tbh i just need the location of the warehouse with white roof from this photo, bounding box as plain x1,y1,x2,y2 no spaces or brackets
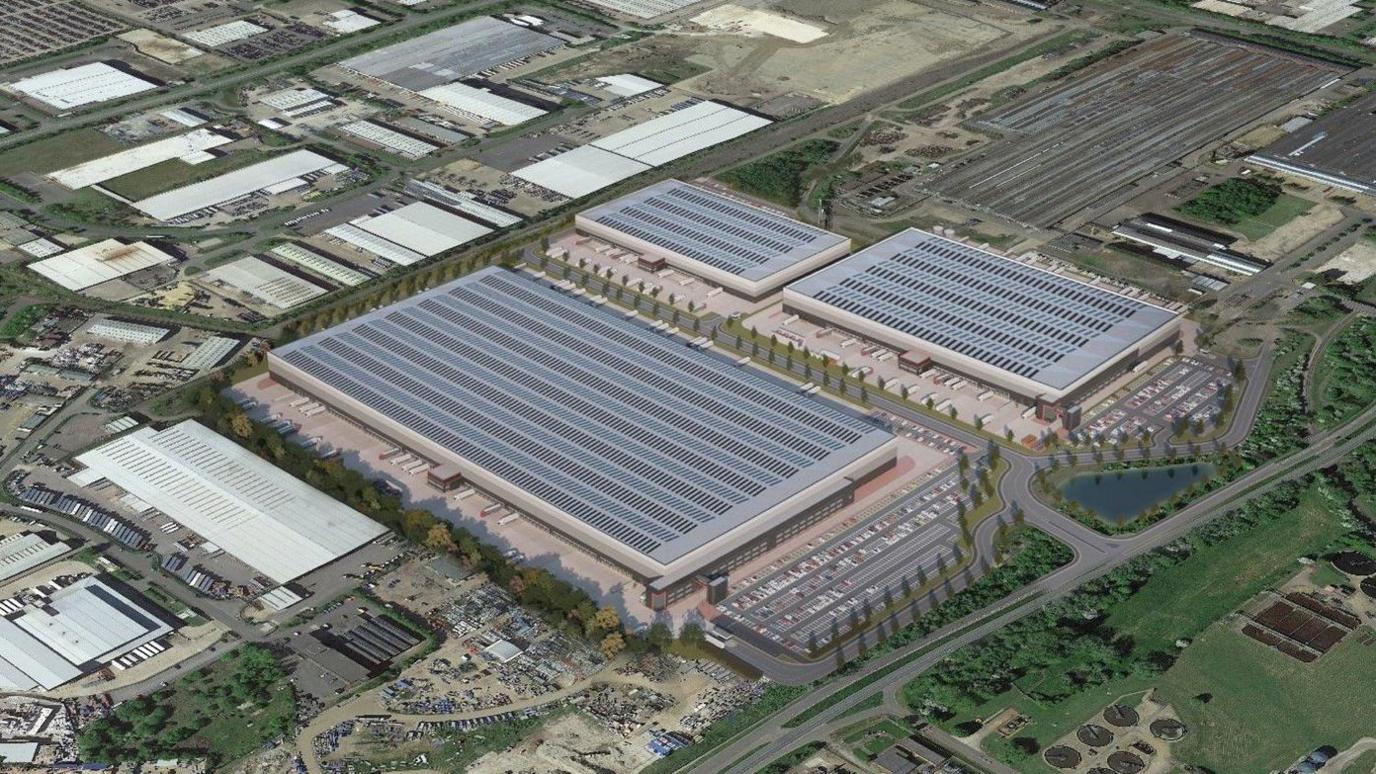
49,128,232,189
513,101,770,199
74,421,388,583
782,229,1182,426
0,576,177,691
576,179,851,299
28,239,178,291
7,62,159,111
203,256,330,310
418,82,548,126
131,150,344,221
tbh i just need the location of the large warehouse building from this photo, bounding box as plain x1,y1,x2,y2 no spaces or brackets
269,268,896,608
0,576,178,691
783,229,1182,426
74,421,388,584
337,16,562,92
575,179,851,299
1251,91,1376,196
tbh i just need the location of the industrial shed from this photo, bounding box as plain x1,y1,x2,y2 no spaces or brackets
8,62,158,110
269,268,896,608
349,202,492,258
783,229,1182,424
48,128,232,189
203,255,330,310
337,16,562,92
0,576,177,691
74,421,388,584
28,239,178,291
576,179,851,298
131,150,344,221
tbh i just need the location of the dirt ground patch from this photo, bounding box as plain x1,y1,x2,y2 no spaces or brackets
1247,201,1345,261
1318,240,1376,284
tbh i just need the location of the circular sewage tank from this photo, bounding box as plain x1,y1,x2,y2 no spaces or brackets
1363,576,1376,599
1044,746,1083,769
1103,704,1139,728
1331,551,1376,576
1150,718,1188,741
1089,769,1116,774
1077,723,1115,747
1108,751,1147,774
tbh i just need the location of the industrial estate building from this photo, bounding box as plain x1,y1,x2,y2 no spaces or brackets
574,179,851,299
1113,214,1269,276
269,268,896,608
0,576,178,691
514,101,771,199
326,202,493,267
48,128,232,190
6,62,159,111
130,150,347,221
74,421,388,584
204,256,330,310
782,229,1182,425
338,16,562,92
1251,91,1376,196
29,239,178,291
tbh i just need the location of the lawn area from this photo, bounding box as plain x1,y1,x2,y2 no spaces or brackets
1312,317,1376,429
1155,623,1376,773
102,151,282,201
1102,483,1348,653
1230,193,1314,241
1175,176,1312,241
0,129,125,178
841,716,915,760
79,645,295,767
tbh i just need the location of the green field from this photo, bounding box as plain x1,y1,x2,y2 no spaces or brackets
1230,193,1314,241
0,129,124,178
102,152,281,201
841,717,915,760
1102,484,1347,652
1156,624,1376,773
717,139,839,207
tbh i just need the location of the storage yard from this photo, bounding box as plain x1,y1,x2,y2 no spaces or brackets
927,33,1345,228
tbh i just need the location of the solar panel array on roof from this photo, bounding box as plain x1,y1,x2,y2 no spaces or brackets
272,268,892,565
786,229,1179,392
579,179,848,281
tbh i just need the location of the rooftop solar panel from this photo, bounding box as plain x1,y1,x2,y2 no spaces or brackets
273,268,891,565
579,179,848,282
786,229,1179,393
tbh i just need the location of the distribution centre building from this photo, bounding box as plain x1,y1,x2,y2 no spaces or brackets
574,179,852,299
782,229,1182,426
268,268,897,608
74,421,388,584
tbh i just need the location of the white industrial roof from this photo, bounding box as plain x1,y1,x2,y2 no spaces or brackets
596,73,663,97
419,82,548,126
184,19,267,47
591,100,770,167
355,202,492,257
131,150,339,221
9,62,159,110
183,336,239,369
84,318,171,345
17,238,64,258
271,243,371,286
75,421,388,583
513,145,651,198
325,223,428,266
260,87,332,112
0,576,174,691
0,533,68,584
324,9,381,34
49,128,232,189
204,255,329,309
340,120,438,159
29,239,178,290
